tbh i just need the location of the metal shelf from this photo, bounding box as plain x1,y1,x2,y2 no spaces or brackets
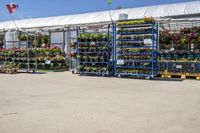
122,59,153,62
115,73,153,77
79,62,109,64
117,45,155,49
78,41,110,44
79,71,108,75
79,31,112,34
114,21,159,78
116,66,153,69
118,32,154,35
117,23,153,28
78,52,110,54
116,52,152,55
117,39,144,42
76,24,113,76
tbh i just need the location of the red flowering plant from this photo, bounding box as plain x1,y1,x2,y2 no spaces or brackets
171,32,181,43
70,52,76,59
159,30,172,45
189,31,198,43
0,48,5,62
180,28,191,34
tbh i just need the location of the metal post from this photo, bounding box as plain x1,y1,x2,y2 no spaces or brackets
3,30,6,49
76,27,79,71
107,24,110,75
66,27,71,70
49,31,51,48
156,22,159,76
26,32,29,48
113,24,117,76
27,50,30,72
68,28,72,70
63,29,66,51
152,22,155,77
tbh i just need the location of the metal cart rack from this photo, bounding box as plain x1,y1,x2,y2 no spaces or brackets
114,20,159,78
4,49,37,73
76,24,113,76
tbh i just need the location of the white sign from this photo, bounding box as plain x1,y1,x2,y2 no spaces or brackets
176,65,182,69
144,39,152,45
45,60,51,64
117,60,124,65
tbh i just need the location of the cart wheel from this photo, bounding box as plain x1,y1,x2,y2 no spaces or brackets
145,76,150,80
72,70,75,74
117,74,121,78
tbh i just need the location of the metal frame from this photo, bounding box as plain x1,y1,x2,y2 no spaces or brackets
3,49,37,73
114,21,159,78
76,23,113,76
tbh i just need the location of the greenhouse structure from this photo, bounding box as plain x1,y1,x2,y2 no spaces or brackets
1,1,200,79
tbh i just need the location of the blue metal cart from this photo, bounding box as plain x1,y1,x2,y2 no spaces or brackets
114,21,159,78
76,24,113,76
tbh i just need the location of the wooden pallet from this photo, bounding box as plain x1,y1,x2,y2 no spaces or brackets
159,70,200,80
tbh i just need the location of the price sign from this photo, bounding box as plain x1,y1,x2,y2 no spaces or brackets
144,39,152,45
117,60,124,65
176,65,182,69
45,60,51,64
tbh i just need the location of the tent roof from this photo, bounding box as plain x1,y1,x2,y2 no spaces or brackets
0,1,200,30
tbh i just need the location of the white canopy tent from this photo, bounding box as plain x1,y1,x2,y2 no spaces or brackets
0,1,200,30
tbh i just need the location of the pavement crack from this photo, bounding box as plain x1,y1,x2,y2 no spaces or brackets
0,112,18,116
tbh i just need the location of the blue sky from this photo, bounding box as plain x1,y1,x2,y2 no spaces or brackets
0,0,190,22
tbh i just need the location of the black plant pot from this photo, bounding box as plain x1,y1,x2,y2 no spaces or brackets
98,38,102,42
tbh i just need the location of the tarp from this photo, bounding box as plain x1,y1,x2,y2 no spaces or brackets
0,1,200,30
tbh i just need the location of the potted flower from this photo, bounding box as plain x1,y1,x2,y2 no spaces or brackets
100,56,104,62
102,46,107,52
91,67,97,72
70,52,76,59
82,46,88,52
78,34,85,42
18,34,27,41
94,56,99,62
85,66,90,72
88,34,93,42
178,37,188,50
97,34,103,42
90,42,96,52
83,56,88,62
93,34,98,42
101,67,107,73
77,55,82,61
144,17,155,23
89,56,93,62
77,65,84,71
70,42,76,50
102,34,107,41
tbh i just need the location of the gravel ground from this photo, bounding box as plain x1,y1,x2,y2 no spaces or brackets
0,72,200,133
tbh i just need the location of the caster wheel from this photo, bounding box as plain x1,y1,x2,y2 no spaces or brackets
145,77,150,80
74,70,78,74
117,74,121,78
